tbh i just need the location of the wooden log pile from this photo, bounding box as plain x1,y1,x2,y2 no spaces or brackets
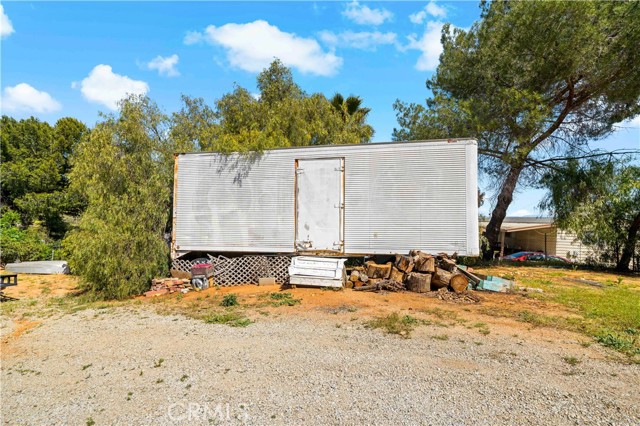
405,251,471,294
349,251,474,296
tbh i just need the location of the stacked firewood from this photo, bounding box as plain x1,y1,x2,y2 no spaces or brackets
348,251,470,294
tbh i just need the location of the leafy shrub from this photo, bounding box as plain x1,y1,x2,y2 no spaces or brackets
0,210,54,263
221,293,239,307
595,332,639,355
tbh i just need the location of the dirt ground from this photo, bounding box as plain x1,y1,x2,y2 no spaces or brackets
1,267,638,350
0,273,578,344
1,268,639,424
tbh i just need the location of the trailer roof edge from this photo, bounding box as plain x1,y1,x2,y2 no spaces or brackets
174,138,478,156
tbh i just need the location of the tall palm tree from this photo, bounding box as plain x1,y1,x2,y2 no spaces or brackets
330,93,371,122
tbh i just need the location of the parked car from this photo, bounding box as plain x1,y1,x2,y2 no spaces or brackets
500,251,543,261
524,253,572,263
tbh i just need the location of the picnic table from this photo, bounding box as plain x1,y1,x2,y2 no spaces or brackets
0,272,18,300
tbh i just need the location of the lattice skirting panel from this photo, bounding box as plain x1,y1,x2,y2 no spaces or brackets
171,258,195,273
171,255,291,286
209,255,291,286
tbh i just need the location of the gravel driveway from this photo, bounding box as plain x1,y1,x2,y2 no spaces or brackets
2,307,639,425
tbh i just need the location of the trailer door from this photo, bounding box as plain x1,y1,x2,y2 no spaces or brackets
295,158,344,252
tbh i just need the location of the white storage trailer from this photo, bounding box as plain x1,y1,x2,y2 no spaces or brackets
172,139,479,258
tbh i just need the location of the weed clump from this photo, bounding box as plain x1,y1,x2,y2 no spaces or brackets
269,292,301,307
366,312,419,338
220,293,239,307
204,312,252,327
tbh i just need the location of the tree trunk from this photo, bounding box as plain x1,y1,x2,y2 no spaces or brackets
616,211,640,272
484,165,524,259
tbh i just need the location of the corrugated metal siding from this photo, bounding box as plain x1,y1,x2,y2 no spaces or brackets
344,146,469,253
174,140,479,256
175,153,295,252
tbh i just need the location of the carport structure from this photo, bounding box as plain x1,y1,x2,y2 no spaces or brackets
480,217,591,261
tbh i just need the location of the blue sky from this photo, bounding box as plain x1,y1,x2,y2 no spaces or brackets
1,1,638,217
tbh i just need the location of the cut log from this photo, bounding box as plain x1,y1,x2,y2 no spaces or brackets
414,255,435,273
457,267,482,286
404,272,431,293
390,266,405,283
394,255,414,273
410,250,429,261
431,267,452,289
365,261,392,279
439,258,457,273
438,252,457,260
449,273,469,293
353,279,406,292
349,270,360,283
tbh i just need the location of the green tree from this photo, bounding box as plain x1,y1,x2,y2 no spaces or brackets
392,1,640,254
0,209,53,263
171,95,219,152
257,59,304,105
172,59,374,152
540,159,640,271
63,95,174,299
1,116,88,238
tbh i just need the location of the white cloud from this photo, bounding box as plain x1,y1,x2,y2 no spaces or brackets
183,30,203,45
74,65,149,110
410,2,447,24
409,11,427,25
147,54,180,77
0,5,15,38
405,21,446,71
319,30,397,51
426,2,447,18
342,1,393,26
1,83,61,113
511,209,532,217
189,20,342,76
